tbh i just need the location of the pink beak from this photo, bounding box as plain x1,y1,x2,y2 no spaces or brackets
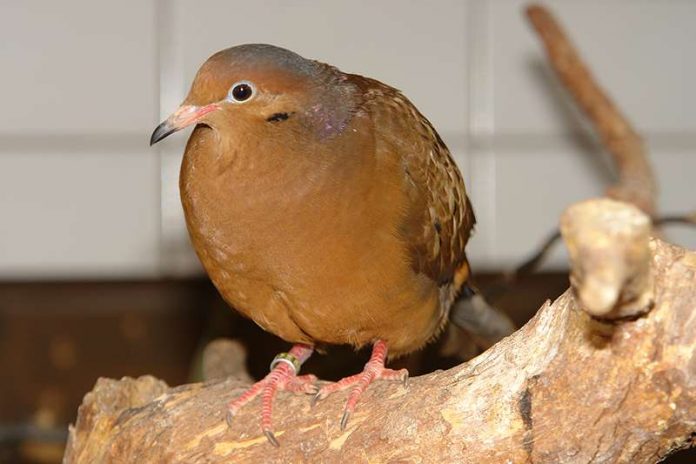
150,103,219,145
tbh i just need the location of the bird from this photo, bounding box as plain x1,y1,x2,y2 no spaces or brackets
150,44,476,446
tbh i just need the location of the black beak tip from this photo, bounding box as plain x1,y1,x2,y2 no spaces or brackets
150,122,176,146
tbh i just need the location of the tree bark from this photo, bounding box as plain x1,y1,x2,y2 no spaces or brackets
64,200,696,464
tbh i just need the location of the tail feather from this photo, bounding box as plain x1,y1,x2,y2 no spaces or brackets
449,284,516,349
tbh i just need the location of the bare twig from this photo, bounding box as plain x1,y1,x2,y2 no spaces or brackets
482,4,692,299
449,289,516,348
486,211,695,301
656,213,696,227
526,4,658,215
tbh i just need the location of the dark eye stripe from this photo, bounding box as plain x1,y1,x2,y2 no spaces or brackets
266,112,291,122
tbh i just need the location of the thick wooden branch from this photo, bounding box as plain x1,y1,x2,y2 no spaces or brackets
64,200,695,463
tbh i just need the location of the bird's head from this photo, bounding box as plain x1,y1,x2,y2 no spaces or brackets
150,44,358,146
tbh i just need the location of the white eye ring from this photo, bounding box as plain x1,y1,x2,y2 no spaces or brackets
227,80,256,103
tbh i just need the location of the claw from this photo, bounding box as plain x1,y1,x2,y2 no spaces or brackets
264,429,280,447
310,388,329,407
340,409,351,431
402,371,410,388
225,410,235,428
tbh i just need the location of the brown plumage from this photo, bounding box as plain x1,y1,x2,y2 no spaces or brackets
151,44,475,444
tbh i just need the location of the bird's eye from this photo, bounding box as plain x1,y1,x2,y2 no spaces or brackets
227,81,255,103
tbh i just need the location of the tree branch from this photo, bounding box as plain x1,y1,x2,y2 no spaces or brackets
526,4,658,216
64,199,696,463
485,4,694,299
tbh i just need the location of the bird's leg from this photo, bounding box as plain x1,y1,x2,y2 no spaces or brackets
226,344,316,447
312,340,408,430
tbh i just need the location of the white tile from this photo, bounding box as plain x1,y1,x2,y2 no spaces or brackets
0,1,157,134
488,0,696,135
0,138,160,278
468,134,605,270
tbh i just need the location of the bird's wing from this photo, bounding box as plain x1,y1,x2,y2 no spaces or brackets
353,76,476,287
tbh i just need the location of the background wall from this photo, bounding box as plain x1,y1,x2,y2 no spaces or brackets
1,2,695,462
1,0,694,278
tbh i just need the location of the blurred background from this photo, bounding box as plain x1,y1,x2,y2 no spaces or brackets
1,0,694,462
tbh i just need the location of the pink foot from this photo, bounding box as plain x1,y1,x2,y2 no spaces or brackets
226,344,316,446
312,340,408,430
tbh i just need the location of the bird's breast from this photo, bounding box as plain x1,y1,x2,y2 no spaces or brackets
177,123,444,353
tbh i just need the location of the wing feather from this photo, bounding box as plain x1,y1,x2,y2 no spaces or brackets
350,75,476,286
